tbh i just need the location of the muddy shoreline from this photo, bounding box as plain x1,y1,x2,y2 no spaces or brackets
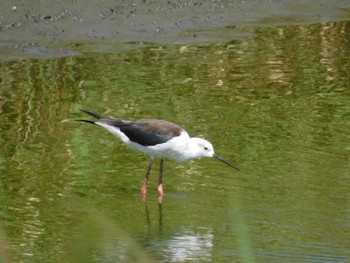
1,0,349,60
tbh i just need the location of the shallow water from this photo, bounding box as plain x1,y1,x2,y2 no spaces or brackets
0,21,349,262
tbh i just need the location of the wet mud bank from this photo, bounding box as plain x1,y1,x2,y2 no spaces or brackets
0,0,349,60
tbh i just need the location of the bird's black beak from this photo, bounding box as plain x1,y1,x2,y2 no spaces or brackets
213,154,240,171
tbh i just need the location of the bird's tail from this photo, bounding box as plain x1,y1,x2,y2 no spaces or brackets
75,119,97,125
80,109,103,119
75,109,105,125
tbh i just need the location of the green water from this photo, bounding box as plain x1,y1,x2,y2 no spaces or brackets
0,22,349,262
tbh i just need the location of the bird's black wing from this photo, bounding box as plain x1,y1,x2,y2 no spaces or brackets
117,120,183,146
80,110,183,146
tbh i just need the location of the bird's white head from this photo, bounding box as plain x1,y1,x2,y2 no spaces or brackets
188,138,240,170
188,138,215,158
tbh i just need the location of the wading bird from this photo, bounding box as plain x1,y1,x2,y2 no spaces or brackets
78,110,239,197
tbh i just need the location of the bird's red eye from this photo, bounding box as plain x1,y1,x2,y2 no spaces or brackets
204,147,208,151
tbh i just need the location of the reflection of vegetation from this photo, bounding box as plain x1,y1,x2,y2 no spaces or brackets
67,198,155,263
0,21,349,262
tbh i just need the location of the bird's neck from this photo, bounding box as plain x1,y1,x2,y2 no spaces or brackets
182,138,201,161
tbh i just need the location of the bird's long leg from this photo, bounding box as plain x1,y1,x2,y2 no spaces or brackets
157,159,164,197
141,158,153,196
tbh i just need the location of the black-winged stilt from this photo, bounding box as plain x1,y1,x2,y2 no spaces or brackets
78,110,239,197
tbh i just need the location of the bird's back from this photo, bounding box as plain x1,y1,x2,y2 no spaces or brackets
80,110,183,147
104,119,183,146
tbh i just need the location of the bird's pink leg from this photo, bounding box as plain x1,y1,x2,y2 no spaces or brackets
157,159,164,197
141,158,153,196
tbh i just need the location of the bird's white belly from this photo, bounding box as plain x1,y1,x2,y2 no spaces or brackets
97,122,191,161
135,132,191,162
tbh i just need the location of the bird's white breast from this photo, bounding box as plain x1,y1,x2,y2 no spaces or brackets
147,131,192,161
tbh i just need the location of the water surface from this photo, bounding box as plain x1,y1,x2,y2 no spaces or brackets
0,21,349,262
